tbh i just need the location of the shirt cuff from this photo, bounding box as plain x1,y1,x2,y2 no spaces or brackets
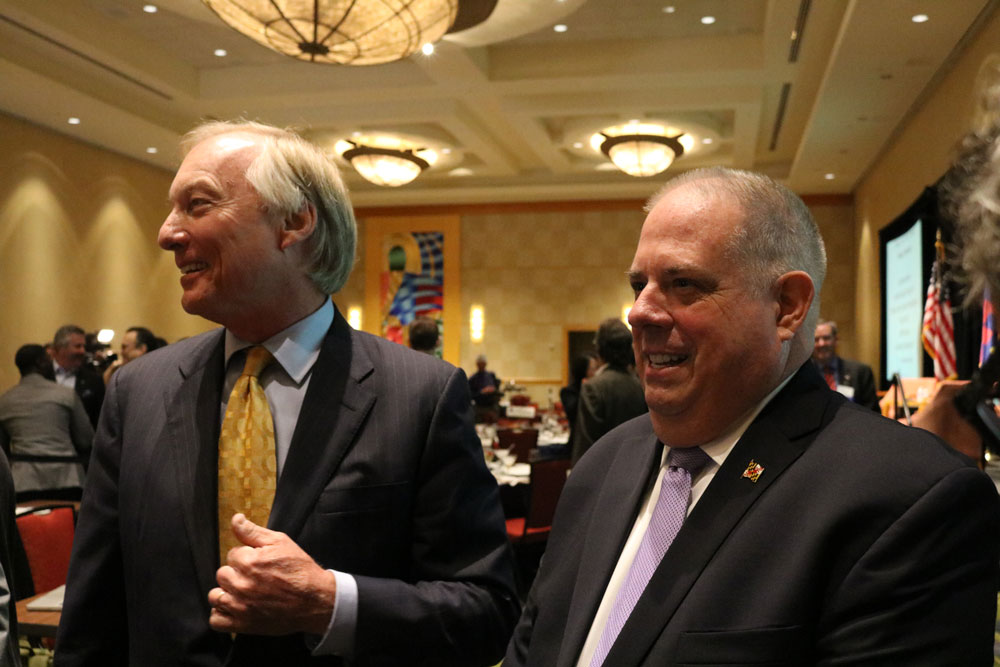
310,570,358,656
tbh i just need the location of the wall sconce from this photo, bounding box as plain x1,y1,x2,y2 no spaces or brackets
347,306,363,330
470,305,484,342
622,304,632,330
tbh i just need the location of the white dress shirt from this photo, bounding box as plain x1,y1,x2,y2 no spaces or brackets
575,374,794,667
221,298,357,656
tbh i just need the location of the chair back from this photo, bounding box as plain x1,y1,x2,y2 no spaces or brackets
524,458,571,531
15,505,75,597
497,428,539,463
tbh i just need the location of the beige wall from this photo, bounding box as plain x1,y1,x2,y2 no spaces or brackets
853,8,1000,372
0,111,857,403
0,112,212,390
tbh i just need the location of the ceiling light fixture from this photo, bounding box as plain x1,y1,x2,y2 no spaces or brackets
201,0,459,65
663,6,675,13
340,142,430,187
146,147,158,154
824,173,835,180
911,14,929,23
421,42,435,55
553,23,568,32
142,4,158,13
597,122,686,177
214,48,228,57
700,15,716,25
67,117,80,125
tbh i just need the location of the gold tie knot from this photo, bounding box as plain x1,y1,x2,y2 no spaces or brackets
242,346,273,378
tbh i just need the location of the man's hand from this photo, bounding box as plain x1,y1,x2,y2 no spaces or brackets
208,513,337,636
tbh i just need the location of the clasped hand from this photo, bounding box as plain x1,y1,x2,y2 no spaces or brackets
208,513,337,636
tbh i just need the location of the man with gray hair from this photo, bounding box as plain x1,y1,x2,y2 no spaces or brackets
57,121,517,666
506,167,1000,665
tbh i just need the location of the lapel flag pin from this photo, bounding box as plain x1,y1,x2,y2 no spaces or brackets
742,459,764,483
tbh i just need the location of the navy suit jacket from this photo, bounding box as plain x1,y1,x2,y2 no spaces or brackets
57,310,518,666
506,363,1000,666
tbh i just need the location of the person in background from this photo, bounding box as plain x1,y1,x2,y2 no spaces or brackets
505,167,1000,666
49,324,104,427
570,319,646,465
407,316,440,355
560,353,597,446
0,344,93,501
469,354,502,423
102,326,163,385
56,120,517,666
811,320,878,410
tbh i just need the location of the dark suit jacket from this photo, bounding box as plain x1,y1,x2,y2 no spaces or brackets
836,356,878,411
571,366,647,464
506,363,1000,666
56,311,518,666
73,364,105,428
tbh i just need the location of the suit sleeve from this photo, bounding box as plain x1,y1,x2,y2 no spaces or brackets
854,364,878,411
68,394,95,469
351,367,520,666
817,465,1000,664
54,374,128,666
572,380,604,464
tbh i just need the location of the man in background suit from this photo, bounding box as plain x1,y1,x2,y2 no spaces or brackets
50,324,105,427
57,121,518,665
571,318,646,464
505,167,1000,666
812,320,878,410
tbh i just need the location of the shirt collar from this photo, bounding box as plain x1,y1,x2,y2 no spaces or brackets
53,361,73,377
224,299,333,385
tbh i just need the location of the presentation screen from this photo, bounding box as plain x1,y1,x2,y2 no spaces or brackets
884,218,923,379
879,187,938,388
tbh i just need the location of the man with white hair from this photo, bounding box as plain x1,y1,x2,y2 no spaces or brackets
506,167,1000,665
57,121,518,666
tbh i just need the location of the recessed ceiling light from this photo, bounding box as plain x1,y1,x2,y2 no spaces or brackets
701,16,716,25
824,173,835,180
441,147,452,155
214,48,228,57
142,4,158,13
146,147,158,154
351,131,362,138
421,42,434,56
553,24,568,33
912,14,929,23
702,137,713,144
573,142,584,149
663,6,676,13
450,167,474,177
67,117,80,125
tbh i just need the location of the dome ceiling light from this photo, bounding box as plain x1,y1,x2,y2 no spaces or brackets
589,121,703,178
202,0,485,65
334,134,447,186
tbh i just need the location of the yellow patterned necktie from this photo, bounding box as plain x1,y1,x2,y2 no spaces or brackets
218,345,277,559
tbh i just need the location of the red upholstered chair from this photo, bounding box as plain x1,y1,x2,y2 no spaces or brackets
506,458,571,545
16,505,76,597
497,427,539,463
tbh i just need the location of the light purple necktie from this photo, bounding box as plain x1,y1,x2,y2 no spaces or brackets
590,446,711,666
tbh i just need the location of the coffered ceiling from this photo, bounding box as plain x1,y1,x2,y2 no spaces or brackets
0,0,995,206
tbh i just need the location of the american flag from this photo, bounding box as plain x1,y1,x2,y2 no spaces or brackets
922,258,956,380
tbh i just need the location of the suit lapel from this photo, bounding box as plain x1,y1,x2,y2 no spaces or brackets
605,364,836,665
556,427,662,667
164,331,226,594
269,312,377,540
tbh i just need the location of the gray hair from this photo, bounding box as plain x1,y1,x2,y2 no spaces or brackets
53,324,84,349
181,120,357,294
816,320,838,337
941,119,1000,309
646,167,827,334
